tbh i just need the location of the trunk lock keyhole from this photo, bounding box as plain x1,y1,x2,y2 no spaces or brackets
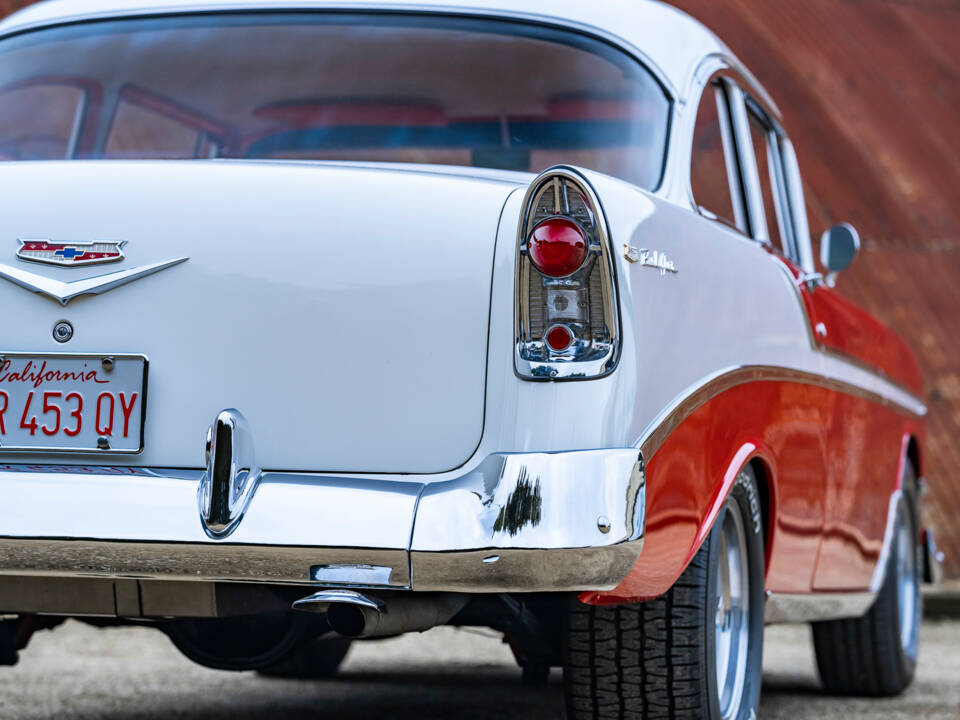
52,320,73,343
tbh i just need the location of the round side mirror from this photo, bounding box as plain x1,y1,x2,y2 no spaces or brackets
819,223,860,273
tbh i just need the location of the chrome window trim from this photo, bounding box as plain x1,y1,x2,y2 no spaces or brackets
715,82,749,234
685,60,752,235
684,57,814,270
743,95,803,264
726,82,768,243
780,137,816,273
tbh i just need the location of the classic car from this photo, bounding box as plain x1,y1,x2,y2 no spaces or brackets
0,0,943,717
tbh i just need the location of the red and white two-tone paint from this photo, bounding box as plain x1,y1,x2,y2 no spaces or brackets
0,0,935,716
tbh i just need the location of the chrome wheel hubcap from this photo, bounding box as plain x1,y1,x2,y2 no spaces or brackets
895,503,918,656
714,500,750,720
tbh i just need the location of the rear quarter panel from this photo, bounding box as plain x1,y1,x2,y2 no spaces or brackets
543,173,924,603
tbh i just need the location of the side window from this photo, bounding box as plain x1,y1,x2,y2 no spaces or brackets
690,82,743,231
747,109,793,258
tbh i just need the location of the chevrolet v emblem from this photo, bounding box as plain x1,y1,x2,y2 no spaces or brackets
0,257,188,305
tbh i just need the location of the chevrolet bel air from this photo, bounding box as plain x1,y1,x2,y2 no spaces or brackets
0,0,943,717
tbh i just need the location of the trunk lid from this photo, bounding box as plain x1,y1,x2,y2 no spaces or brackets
0,161,519,472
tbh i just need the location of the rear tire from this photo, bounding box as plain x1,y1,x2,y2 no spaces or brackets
812,464,921,696
563,466,765,719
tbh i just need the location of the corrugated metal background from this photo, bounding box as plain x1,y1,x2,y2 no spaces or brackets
0,0,956,575
671,0,960,577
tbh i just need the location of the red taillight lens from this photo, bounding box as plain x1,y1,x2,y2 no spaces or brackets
546,325,573,351
528,218,587,277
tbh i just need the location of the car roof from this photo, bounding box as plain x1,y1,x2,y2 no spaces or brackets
0,0,748,101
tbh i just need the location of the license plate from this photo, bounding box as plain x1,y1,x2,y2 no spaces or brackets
0,353,147,453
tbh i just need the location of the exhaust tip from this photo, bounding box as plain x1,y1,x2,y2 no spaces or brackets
326,603,371,638
292,589,384,638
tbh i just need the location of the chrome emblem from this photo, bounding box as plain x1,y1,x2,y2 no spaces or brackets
17,238,126,267
624,244,678,276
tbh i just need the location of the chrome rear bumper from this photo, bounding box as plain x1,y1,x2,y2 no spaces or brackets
0,450,645,595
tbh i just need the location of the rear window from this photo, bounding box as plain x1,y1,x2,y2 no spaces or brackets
0,12,671,188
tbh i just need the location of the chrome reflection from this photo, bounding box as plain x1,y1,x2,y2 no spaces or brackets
413,450,644,552
310,564,394,587
493,468,543,536
198,409,261,539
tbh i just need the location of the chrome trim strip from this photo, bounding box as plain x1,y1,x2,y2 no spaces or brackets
0,257,188,305
0,467,421,549
411,546,642,593
0,538,409,587
638,365,926,463
764,591,876,624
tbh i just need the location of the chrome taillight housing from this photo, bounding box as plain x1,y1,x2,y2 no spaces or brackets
515,167,620,379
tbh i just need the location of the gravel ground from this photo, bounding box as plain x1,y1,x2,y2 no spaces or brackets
0,619,957,719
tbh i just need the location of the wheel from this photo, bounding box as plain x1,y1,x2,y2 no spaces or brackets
257,635,352,679
812,464,921,696
564,466,765,719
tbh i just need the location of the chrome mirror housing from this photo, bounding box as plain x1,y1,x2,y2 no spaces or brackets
820,223,860,286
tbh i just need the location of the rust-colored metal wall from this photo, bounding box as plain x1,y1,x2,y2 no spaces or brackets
0,0,957,575
0,1,28,16
671,0,960,576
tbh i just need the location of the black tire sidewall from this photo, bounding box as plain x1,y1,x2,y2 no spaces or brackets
704,467,766,720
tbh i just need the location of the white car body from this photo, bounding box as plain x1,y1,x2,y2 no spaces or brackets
0,0,932,692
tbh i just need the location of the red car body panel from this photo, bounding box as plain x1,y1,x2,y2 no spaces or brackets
801,283,924,396
583,333,924,605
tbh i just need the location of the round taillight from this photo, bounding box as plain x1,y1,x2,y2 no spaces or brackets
528,218,587,277
546,325,573,351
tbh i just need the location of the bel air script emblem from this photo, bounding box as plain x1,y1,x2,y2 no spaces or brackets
17,238,126,267
624,245,678,276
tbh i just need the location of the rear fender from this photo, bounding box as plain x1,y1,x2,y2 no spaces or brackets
580,441,777,606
